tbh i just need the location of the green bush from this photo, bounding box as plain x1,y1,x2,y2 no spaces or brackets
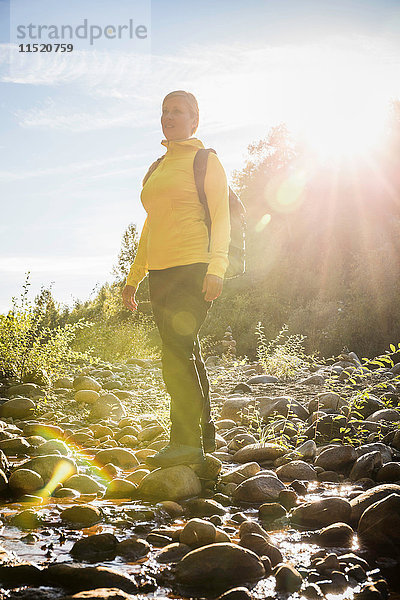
0,276,92,383
71,313,159,362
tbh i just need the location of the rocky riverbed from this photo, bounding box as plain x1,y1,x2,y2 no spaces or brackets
0,352,400,600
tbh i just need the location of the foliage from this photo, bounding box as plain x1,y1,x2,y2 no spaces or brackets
112,223,140,281
0,274,92,383
255,322,316,380
71,313,159,362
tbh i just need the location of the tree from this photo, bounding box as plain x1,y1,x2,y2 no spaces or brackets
112,223,140,281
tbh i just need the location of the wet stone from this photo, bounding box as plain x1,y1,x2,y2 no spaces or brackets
61,505,102,527
70,533,118,561
275,563,303,593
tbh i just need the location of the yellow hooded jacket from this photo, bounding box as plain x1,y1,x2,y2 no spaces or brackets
126,137,231,289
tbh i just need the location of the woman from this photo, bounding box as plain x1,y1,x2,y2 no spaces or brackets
122,90,230,468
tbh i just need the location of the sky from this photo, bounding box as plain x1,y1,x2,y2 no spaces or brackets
0,0,399,313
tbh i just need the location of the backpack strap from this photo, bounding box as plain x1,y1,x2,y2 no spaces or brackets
142,156,164,186
193,148,216,252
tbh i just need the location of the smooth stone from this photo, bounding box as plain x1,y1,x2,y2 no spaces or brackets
64,474,105,495
71,533,118,561
247,375,279,384
314,445,357,471
349,451,383,481
0,397,35,419
358,493,400,556
275,563,303,592
9,468,44,494
104,479,136,499
233,443,286,463
137,425,164,442
291,497,351,529
138,465,201,501
34,439,70,456
21,454,77,483
73,376,101,392
10,509,42,529
356,443,392,464
221,462,260,484
54,487,80,499
217,587,253,600
239,533,282,565
0,437,30,455
156,542,191,563
61,505,102,527
95,448,139,469
180,518,217,547
74,390,100,404
185,498,226,517
276,460,317,481
43,564,137,594
5,383,40,398
376,462,400,482
116,537,150,560
350,483,400,523
259,502,286,522
233,473,285,503
258,396,309,420
220,398,255,423
174,542,265,592
314,522,355,547
63,587,134,598
366,409,400,423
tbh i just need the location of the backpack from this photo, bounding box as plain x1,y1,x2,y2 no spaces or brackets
142,148,246,279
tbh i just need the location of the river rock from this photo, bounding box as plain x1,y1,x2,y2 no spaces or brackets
276,460,317,481
105,479,136,499
220,398,254,423
10,509,42,529
366,409,400,423
350,483,400,523
180,518,217,546
43,564,137,594
309,392,347,412
73,376,101,392
258,396,309,420
35,439,70,456
21,454,77,483
74,390,100,404
349,451,383,481
156,542,191,563
138,465,201,501
247,375,279,384
314,522,355,547
239,533,282,565
0,437,30,455
356,443,392,464
5,383,40,398
64,474,105,495
185,498,226,517
221,462,260,484
233,473,285,503
275,563,303,592
9,468,44,494
358,493,400,557
376,462,400,482
233,443,286,463
259,502,286,522
174,542,265,592
63,588,135,599
70,533,118,561
95,448,138,469
61,505,102,527
291,497,351,528
314,445,357,471
116,537,150,560
0,397,35,419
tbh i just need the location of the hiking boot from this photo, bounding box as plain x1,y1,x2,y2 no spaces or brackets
145,443,205,469
202,421,216,453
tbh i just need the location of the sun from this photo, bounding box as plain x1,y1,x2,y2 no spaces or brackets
289,92,388,164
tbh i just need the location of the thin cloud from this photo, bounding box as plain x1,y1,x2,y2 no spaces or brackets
0,255,113,274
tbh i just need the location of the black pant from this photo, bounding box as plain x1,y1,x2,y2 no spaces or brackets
148,263,212,447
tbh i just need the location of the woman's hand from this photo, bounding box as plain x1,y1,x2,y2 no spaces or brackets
122,285,138,312
202,274,223,302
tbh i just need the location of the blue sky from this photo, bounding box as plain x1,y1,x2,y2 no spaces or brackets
1,0,399,312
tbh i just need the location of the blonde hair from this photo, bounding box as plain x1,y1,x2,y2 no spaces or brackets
162,90,199,135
